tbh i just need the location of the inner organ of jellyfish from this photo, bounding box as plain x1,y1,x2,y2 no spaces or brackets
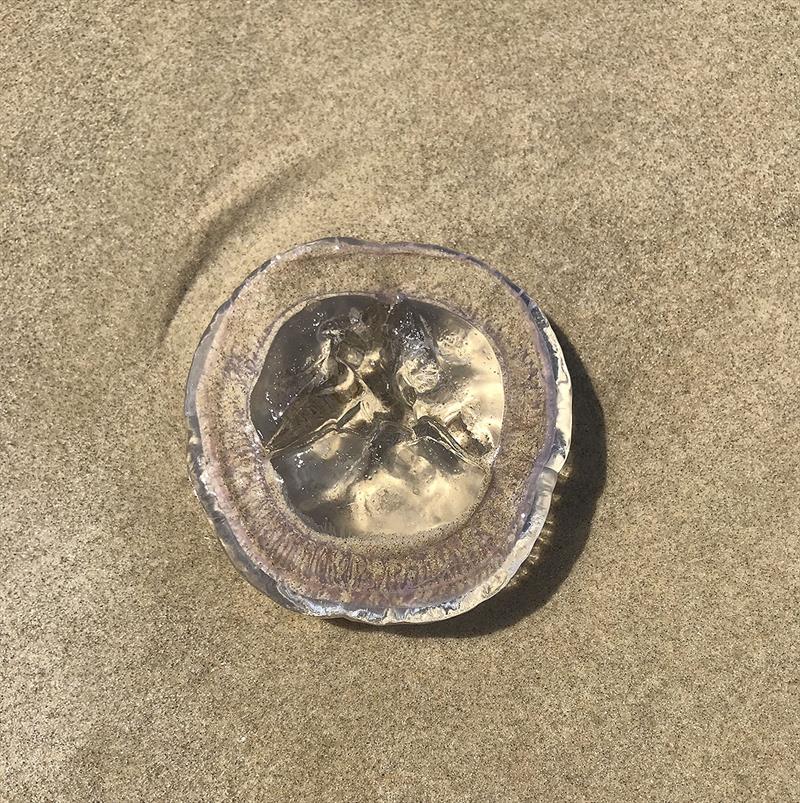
249,294,505,540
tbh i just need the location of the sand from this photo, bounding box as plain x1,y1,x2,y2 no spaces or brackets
2,2,798,801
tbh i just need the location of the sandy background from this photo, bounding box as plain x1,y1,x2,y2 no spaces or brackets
2,2,798,801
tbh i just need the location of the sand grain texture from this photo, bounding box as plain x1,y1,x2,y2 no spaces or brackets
2,2,799,801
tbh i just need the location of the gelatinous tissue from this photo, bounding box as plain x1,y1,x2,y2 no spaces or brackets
251,294,505,540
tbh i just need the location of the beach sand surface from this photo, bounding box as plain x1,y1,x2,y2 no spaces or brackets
3,3,798,801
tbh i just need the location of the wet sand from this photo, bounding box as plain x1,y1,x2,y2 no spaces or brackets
3,3,798,801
